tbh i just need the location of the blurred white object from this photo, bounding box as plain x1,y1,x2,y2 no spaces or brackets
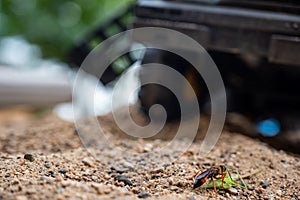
54,62,140,122
0,36,72,106
0,36,140,122
0,36,41,68
0,66,71,106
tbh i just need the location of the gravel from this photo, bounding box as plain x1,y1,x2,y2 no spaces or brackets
137,192,151,198
114,175,133,186
23,153,35,162
58,168,68,174
0,107,299,200
82,157,94,167
228,188,238,195
261,181,270,189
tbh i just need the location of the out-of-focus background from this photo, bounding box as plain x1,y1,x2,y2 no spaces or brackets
0,0,137,119
0,1,300,199
1,0,133,60
0,0,300,154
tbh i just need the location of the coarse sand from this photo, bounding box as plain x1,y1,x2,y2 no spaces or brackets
0,107,299,200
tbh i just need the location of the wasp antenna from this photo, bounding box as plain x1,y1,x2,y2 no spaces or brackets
236,170,247,189
227,168,234,182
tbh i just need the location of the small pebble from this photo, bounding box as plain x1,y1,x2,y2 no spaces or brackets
162,163,170,168
151,174,161,179
150,167,164,174
40,176,52,184
119,187,129,193
276,189,282,196
175,180,187,187
143,144,153,152
82,157,93,167
11,178,19,185
170,186,178,191
131,187,140,194
56,195,65,200
261,182,269,189
44,160,51,168
115,175,133,186
116,168,130,174
189,194,195,200
61,180,71,187
91,183,111,195
58,168,67,174
228,187,238,195
225,193,230,198
24,153,34,162
137,192,151,198
122,161,134,169
49,171,55,178
256,187,265,194
16,196,28,200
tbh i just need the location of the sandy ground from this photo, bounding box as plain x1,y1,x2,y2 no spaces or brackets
0,106,299,200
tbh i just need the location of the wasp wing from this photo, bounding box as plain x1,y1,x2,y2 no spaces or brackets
193,169,216,189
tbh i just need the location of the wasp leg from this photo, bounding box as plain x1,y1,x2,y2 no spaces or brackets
193,170,199,178
193,170,203,179
187,170,202,181
220,172,227,188
211,178,217,193
211,178,218,198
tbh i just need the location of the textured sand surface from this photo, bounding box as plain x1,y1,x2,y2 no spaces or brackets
0,107,299,200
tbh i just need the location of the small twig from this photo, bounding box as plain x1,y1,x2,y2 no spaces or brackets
236,170,247,189
241,169,262,179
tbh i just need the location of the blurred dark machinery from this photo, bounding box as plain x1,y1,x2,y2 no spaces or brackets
69,0,300,153
133,0,300,153
134,0,300,116
69,5,136,84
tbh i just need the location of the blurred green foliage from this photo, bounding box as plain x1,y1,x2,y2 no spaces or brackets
0,0,135,61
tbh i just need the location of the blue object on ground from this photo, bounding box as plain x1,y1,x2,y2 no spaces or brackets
257,118,280,137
